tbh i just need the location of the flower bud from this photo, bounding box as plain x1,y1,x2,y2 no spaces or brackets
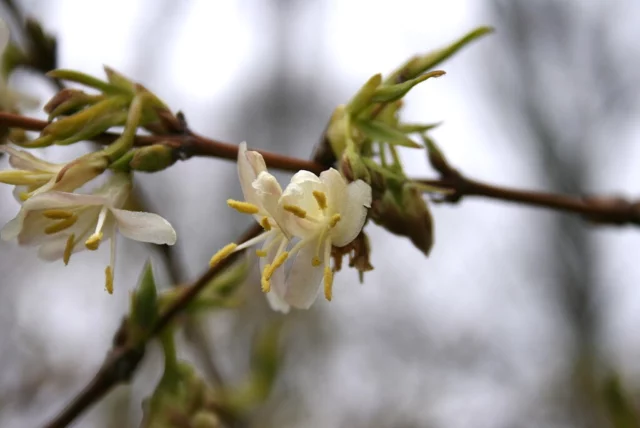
340,147,370,184
129,144,177,172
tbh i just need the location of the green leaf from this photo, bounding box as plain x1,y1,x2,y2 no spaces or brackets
355,119,422,148
47,69,130,94
398,122,442,134
347,73,382,115
372,70,445,103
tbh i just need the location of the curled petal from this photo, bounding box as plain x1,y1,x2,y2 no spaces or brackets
0,146,60,172
237,142,267,206
0,211,24,241
331,180,372,247
110,208,177,245
22,191,106,211
283,240,324,309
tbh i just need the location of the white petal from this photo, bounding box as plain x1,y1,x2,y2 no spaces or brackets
320,168,348,213
265,291,290,313
290,170,321,185
22,191,106,211
37,235,89,261
17,205,100,246
331,180,372,247
237,142,266,206
252,171,292,234
283,240,324,309
0,146,60,172
259,235,290,313
1,211,24,241
111,208,177,245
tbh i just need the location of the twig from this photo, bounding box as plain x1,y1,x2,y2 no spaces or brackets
43,224,263,428
0,112,325,174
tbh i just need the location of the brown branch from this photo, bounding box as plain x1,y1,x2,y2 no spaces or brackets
418,175,640,227
44,224,263,428
0,112,325,174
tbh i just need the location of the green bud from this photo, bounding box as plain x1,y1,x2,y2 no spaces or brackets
372,70,445,103
346,73,382,115
370,182,434,256
129,144,177,172
131,261,158,334
104,66,136,94
44,89,105,119
387,26,493,83
354,118,422,148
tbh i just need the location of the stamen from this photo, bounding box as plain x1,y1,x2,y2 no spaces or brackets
227,199,260,214
324,267,334,301
209,243,238,267
43,209,74,219
63,234,75,265
283,204,307,218
85,232,103,250
260,217,272,231
256,249,268,257
44,214,78,234
18,192,30,201
105,266,114,294
312,190,328,210
261,266,271,293
329,214,341,228
312,257,321,267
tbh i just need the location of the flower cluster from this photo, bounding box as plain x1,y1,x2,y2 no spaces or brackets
210,143,372,312
0,146,177,293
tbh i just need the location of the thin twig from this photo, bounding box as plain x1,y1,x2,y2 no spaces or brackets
43,224,263,428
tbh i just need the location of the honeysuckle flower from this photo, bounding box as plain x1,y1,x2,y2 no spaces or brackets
1,172,177,293
210,142,294,312
210,142,372,313
275,168,371,309
0,145,108,200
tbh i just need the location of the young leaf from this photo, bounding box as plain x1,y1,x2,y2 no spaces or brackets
355,119,422,148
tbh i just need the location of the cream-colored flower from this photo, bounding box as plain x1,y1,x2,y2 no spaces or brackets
211,142,371,313
1,172,177,293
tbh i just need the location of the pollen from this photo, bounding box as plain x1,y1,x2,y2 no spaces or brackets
312,190,328,210
324,266,334,301
227,199,260,214
261,264,272,292
283,204,307,218
44,214,78,234
85,232,104,250
312,256,321,267
260,217,272,231
43,209,74,219
63,234,75,265
209,243,238,267
256,249,268,257
105,266,114,294
329,214,341,228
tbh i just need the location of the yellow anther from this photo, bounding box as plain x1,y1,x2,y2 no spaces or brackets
18,192,30,201
260,217,272,231
44,214,78,234
283,204,307,218
227,199,260,214
272,251,288,270
85,232,103,250
105,266,114,294
43,209,74,220
312,190,328,210
63,234,75,265
256,249,268,257
324,267,334,301
209,243,238,267
329,214,341,228
261,264,272,292
312,256,321,267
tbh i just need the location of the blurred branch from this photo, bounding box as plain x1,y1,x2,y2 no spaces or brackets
44,223,263,428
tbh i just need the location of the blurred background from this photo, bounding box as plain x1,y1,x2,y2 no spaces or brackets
2,0,640,426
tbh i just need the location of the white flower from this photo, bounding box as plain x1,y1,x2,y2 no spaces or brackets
0,145,108,200
1,172,177,293
275,168,371,309
211,142,372,313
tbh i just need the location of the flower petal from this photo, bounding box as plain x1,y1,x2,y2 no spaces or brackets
37,235,89,261
331,180,372,247
290,170,321,185
22,191,106,211
320,168,348,213
0,146,60,172
0,211,24,241
237,142,267,207
111,208,177,245
283,240,324,309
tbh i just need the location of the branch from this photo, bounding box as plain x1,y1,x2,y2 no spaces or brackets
43,224,263,428
0,112,325,174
